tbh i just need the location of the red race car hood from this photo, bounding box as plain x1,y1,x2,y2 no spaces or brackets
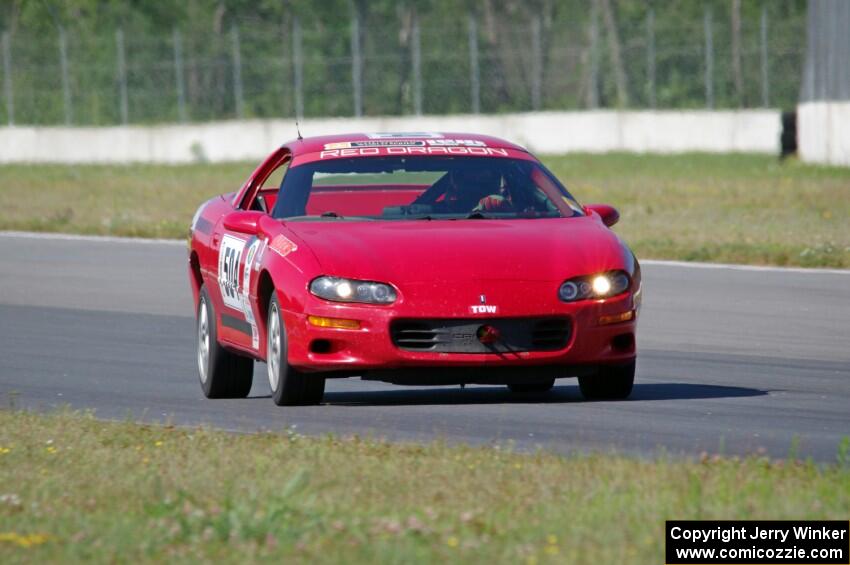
284,217,629,284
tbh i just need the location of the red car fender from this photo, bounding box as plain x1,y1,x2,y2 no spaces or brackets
247,216,326,359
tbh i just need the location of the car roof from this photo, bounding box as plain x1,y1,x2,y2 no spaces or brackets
283,132,528,155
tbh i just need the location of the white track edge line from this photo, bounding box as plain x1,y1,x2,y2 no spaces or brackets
1,230,848,275
640,259,850,275
0,230,185,246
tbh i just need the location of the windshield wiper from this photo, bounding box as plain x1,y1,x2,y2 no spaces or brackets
465,211,491,219
320,211,343,219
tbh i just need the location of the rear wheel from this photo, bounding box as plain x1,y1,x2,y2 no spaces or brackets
578,361,635,400
196,286,253,398
267,294,325,406
507,379,555,394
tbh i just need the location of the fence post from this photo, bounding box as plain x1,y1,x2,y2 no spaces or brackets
1,31,12,125
59,26,73,124
292,16,304,120
647,7,656,109
468,13,480,114
411,9,422,116
350,1,363,117
116,29,128,124
531,14,542,111
173,29,187,122
231,25,244,118
587,0,599,109
731,0,743,107
703,5,714,109
760,3,769,107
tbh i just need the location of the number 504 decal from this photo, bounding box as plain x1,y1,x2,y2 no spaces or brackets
218,235,246,311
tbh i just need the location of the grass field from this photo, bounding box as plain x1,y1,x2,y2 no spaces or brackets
0,410,848,563
0,153,848,267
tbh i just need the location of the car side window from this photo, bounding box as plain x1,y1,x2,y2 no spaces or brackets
263,159,290,191
249,159,290,213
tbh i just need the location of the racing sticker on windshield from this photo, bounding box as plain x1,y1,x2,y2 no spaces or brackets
218,234,246,311
324,140,426,150
366,132,443,139
324,139,486,150
426,139,486,147
323,139,487,150
241,237,262,348
319,146,508,159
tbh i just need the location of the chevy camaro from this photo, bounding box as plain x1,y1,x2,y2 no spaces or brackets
188,132,641,405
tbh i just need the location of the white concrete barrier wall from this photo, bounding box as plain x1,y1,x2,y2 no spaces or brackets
798,101,850,167
0,110,781,164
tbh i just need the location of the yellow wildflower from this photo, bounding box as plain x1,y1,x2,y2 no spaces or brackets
0,532,49,548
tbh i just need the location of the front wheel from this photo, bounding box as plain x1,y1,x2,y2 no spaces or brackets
196,286,253,398
578,361,635,400
266,294,325,406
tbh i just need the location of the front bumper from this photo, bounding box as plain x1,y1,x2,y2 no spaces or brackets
282,288,638,375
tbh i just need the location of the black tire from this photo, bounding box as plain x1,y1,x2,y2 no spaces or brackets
196,286,253,399
507,379,555,394
266,294,325,406
578,361,635,400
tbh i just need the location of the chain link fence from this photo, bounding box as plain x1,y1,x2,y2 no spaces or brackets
801,0,850,102
0,2,806,126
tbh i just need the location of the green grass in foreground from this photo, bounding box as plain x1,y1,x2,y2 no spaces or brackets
0,411,848,563
0,153,848,267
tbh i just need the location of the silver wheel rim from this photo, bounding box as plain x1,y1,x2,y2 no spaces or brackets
197,298,210,384
267,303,281,392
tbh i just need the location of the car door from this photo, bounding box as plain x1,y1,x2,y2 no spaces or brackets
208,149,291,353
211,214,264,352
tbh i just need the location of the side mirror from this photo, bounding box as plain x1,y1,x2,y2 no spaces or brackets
584,204,620,227
223,210,263,234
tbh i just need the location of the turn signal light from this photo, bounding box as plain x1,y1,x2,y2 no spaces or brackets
598,310,635,326
307,316,361,330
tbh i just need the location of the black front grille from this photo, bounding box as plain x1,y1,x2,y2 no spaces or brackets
391,322,442,350
390,318,571,353
531,318,571,350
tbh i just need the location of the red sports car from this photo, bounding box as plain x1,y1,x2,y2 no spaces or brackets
188,132,641,405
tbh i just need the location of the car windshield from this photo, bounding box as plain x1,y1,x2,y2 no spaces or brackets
271,156,584,221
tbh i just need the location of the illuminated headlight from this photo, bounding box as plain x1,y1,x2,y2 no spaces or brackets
309,276,397,304
558,271,630,302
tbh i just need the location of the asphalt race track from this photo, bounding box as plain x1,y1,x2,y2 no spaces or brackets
1,232,849,461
